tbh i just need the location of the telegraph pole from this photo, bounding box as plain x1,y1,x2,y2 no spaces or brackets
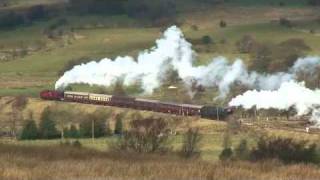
92,119,95,143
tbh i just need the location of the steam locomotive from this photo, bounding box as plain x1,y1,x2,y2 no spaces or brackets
40,90,233,120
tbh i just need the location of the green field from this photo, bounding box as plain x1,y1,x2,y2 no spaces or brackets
226,0,308,6
1,6,320,97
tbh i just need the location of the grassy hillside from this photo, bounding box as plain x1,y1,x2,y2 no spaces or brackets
0,5,320,99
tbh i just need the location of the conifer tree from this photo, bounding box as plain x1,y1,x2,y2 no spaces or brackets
39,107,59,139
20,120,38,140
114,115,123,135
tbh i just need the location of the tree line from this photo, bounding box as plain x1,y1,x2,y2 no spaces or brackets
0,0,246,29
0,0,178,29
20,106,124,140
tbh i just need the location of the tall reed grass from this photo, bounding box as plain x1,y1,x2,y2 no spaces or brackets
0,143,319,180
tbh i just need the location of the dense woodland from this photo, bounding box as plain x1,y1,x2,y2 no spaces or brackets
1,0,320,29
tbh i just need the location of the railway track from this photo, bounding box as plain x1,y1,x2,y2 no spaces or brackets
40,90,234,120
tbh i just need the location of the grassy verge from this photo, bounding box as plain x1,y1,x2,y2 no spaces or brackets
0,143,319,180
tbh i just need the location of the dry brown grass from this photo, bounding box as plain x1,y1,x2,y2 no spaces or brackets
1,143,320,180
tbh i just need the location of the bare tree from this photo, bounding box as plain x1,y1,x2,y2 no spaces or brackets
11,96,28,138
180,128,202,158
49,104,79,141
116,117,170,153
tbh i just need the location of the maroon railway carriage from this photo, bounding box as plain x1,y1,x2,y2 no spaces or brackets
134,98,202,116
40,90,232,120
64,91,90,103
110,96,135,108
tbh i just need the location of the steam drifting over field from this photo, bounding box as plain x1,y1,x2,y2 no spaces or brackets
55,26,320,99
229,82,320,126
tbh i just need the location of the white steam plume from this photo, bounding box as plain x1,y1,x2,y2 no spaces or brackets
229,81,320,126
55,26,320,98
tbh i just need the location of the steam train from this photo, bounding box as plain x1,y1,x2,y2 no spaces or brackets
40,90,233,120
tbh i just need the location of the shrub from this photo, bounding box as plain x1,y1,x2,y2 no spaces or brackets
48,18,68,31
69,0,125,15
125,0,176,21
248,38,311,73
279,2,286,6
20,120,38,140
219,38,227,44
279,18,292,28
227,118,241,134
219,20,227,28
201,35,213,45
219,148,233,161
11,96,28,138
39,107,59,139
235,139,250,160
79,114,108,138
0,1,8,7
236,35,257,53
249,44,272,73
114,114,124,135
72,140,82,148
115,118,170,153
191,25,198,31
129,112,143,121
250,137,319,164
65,125,80,138
26,5,47,21
222,130,232,149
267,38,311,72
278,38,311,52
180,128,202,158
79,118,91,138
60,140,71,146
308,0,320,6
160,66,182,86
0,11,25,29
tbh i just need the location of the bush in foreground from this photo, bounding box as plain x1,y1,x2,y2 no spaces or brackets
115,117,170,153
201,35,213,45
234,139,250,160
180,128,202,158
219,148,233,161
114,114,124,135
1,143,320,180
250,137,319,164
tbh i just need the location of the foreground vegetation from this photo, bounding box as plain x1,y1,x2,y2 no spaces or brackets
1,89,320,179
1,143,320,180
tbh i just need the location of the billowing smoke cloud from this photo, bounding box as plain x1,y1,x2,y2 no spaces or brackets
55,26,320,98
229,81,320,126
